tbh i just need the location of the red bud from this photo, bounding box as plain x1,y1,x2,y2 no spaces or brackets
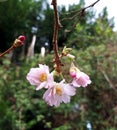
18,35,26,42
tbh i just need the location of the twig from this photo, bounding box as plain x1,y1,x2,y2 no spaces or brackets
84,0,100,9
0,46,14,57
0,35,25,58
100,69,115,90
51,0,62,73
61,0,100,22
51,0,100,73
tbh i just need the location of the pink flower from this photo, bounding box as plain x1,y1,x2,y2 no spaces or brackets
43,80,76,107
26,64,53,90
72,71,91,87
70,63,91,87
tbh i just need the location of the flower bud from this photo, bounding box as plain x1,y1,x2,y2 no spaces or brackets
18,35,26,42
69,63,80,78
67,54,75,60
70,71,76,78
13,35,26,47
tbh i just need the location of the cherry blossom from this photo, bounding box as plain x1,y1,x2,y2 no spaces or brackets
70,63,91,87
43,80,76,107
26,64,54,90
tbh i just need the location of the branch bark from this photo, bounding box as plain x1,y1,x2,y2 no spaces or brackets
51,0,62,73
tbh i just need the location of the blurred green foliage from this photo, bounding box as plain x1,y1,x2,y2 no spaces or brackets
0,0,117,130
0,41,117,130
0,0,44,51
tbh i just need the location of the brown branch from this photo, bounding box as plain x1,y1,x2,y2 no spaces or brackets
0,46,14,57
51,0,100,73
85,0,100,9
51,0,62,73
61,0,100,22
0,35,25,58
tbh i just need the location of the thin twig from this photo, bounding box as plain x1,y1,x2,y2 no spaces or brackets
0,46,14,57
0,35,25,58
85,0,100,9
61,0,100,22
100,69,115,90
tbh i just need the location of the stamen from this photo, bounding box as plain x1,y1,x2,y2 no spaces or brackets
39,73,47,82
56,85,62,96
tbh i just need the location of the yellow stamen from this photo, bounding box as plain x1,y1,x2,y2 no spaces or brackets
56,85,62,96
39,73,47,82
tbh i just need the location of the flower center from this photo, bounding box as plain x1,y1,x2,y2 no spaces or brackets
56,85,62,96
39,73,47,82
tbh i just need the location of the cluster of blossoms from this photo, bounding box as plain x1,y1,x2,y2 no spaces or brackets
26,54,91,107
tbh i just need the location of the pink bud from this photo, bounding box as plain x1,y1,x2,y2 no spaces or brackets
18,35,26,42
69,63,79,78
70,71,76,78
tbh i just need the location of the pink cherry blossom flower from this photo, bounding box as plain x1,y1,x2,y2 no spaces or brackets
72,71,91,87
43,80,76,107
70,63,91,87
26,64,53,90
